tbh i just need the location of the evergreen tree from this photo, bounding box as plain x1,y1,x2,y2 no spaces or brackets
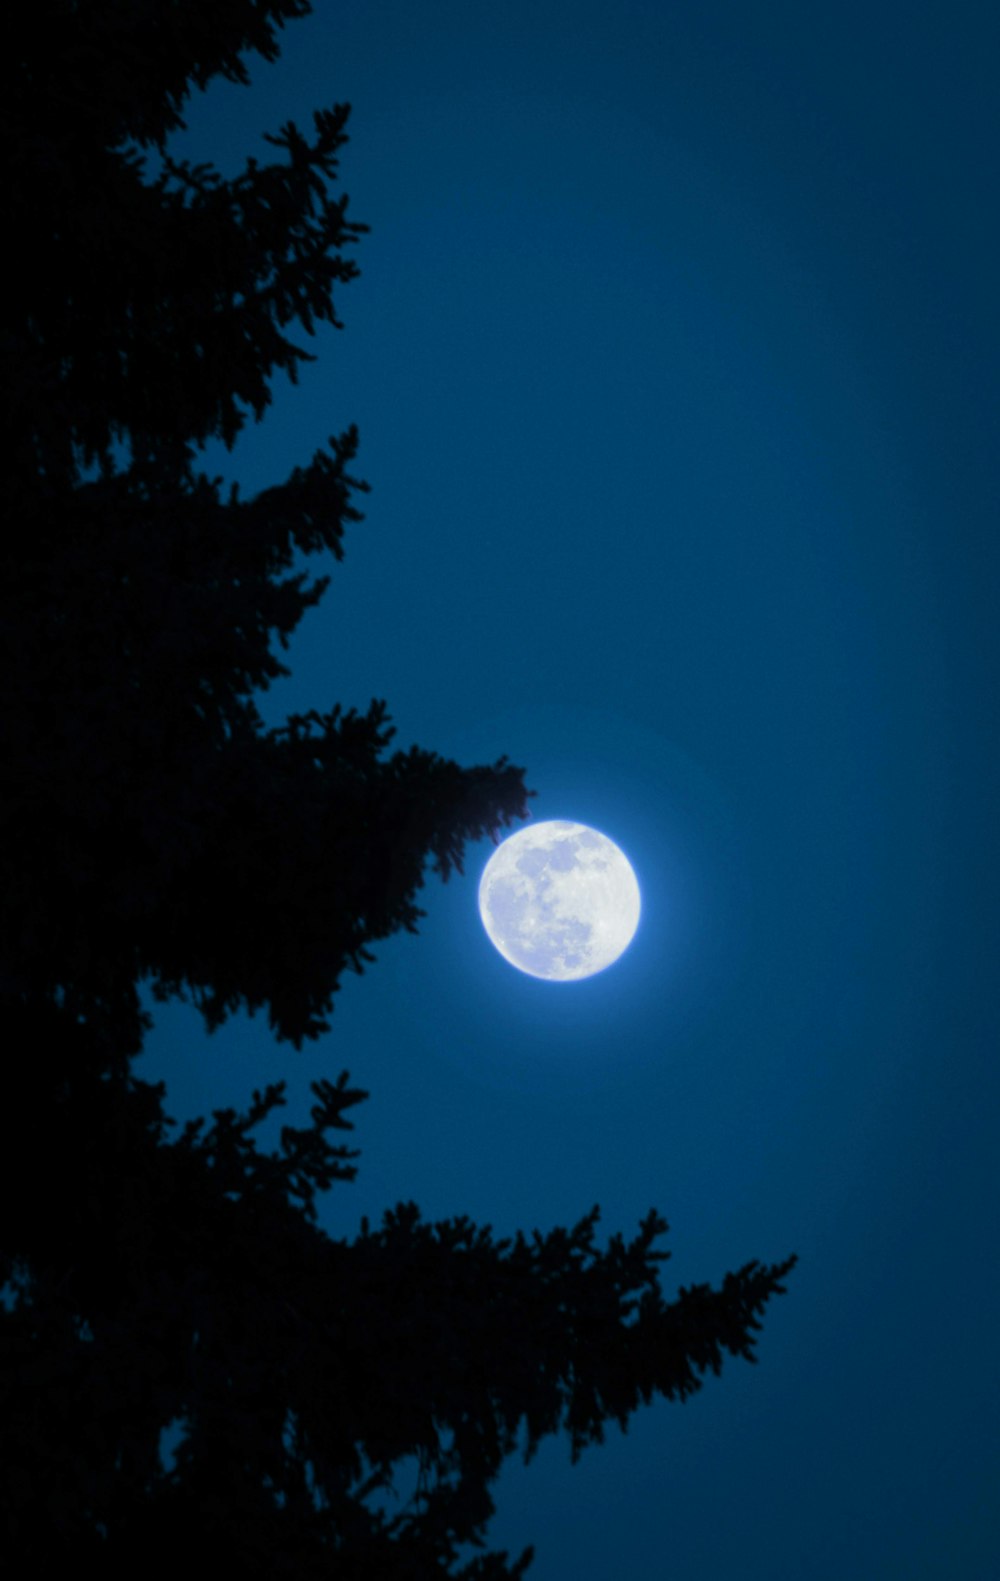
0,4,795,1573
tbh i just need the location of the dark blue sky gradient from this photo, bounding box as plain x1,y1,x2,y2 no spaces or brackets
141,3,999,1575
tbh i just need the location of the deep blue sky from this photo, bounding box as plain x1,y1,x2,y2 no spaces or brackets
142,3,999,1575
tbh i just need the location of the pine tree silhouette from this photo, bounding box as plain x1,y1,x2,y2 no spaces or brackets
0,5,795,1573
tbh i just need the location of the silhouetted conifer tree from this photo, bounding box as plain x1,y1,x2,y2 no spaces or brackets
0,4,795,1574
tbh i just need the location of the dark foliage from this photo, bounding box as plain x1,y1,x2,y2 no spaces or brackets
0,4,796,1574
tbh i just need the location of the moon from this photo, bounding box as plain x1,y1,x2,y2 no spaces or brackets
478,820,641,981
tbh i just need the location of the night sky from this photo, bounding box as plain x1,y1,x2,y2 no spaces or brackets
141,3,999,1575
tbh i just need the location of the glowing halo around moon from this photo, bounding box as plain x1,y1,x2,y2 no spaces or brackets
478,820,641,981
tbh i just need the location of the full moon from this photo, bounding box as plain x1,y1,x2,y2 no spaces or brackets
478,820,641,981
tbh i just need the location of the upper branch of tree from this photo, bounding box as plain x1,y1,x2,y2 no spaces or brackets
0,6,529,1054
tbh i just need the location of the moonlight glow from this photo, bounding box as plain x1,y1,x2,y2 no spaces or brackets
478,821,641,981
